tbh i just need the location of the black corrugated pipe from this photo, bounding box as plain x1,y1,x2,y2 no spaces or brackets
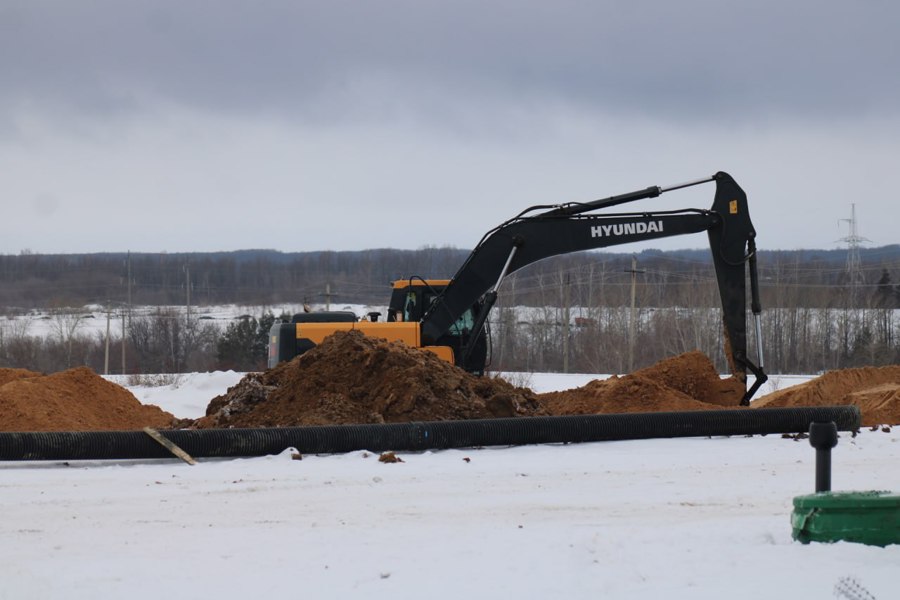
0,406,860,462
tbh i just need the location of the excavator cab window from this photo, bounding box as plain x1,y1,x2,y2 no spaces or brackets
448,308,474,336
403,292,418,322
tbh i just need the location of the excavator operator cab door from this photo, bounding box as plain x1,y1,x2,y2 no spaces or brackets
403,291,418,322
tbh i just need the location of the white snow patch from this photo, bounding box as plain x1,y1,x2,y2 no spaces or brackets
2,372,897,599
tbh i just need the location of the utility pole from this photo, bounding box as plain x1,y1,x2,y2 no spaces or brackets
104,301,111,375
625,255,645,373
126,251,132,314
184,263,191,321
324,283,333,311
562,273,571,373
121,310,126,375
124,250,132,375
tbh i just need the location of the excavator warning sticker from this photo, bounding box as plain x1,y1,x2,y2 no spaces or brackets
729,199,739,214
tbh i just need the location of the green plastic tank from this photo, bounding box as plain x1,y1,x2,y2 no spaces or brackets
792,491,900,547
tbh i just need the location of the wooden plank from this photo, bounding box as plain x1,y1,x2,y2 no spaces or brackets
143,427,197,465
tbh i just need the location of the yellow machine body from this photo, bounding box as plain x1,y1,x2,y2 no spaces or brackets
291,321,455,364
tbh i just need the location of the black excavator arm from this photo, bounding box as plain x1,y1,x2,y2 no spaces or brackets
421,172,767,405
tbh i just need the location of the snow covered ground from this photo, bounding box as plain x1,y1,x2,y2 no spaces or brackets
10,303,897,342
2,373,898,599
2,303,381,340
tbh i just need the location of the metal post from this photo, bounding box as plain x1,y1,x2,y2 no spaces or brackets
121,311,126,375
625,255,644,373
562,273,570,374
104,303,111,375
809,421,838,493
185,263,191,322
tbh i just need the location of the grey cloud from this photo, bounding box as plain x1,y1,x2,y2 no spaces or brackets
2,0,898,125
2,1,898,257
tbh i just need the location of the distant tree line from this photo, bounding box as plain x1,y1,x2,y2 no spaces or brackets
1,246,899,311
0,248,469,309
1,245,898,375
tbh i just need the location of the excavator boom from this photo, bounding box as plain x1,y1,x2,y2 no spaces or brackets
421,172,767,403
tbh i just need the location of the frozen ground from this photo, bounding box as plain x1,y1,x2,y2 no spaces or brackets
2,373,898,599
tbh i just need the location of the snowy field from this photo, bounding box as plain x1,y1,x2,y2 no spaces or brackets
2,372,898,599
1,303,380,340
8,303,897,341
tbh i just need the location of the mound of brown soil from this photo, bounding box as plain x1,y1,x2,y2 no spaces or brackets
537,351,743,415
195,330,545,428
0,367,177,432
753,365,900,426
0,368,42,387
632,351,746,406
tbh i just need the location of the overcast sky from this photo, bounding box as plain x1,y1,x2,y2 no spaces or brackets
2,0,898,255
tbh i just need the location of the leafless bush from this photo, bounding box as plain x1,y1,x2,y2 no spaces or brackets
490,371,534,390
128,308,218,374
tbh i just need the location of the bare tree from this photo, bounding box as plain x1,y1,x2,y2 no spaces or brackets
50,307,87,368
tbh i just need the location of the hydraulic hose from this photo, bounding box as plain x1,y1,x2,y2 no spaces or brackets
0,406,860,462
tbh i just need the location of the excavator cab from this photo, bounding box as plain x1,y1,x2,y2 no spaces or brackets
386,280,439,322
387,279,488,374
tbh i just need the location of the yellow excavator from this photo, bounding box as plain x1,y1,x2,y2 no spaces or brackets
268,171,768,404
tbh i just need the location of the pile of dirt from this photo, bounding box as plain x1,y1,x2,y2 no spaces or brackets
631,351,747,406
0,367,177,432
194,330,545,428
5,334,889,434
0,368,42,387
753,365,900,426
537,351,745,415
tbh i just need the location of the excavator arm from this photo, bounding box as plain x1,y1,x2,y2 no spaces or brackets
421,172,767,404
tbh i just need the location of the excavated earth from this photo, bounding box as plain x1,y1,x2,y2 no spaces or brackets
538,351,747,415
1,331,898,432
0,367,176,432
753,365,900,427
0,367,43,387
194,332,900,428
194,330,546,428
